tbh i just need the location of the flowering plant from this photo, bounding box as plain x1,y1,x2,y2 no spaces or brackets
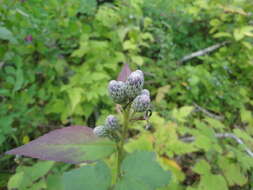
6,64,171,190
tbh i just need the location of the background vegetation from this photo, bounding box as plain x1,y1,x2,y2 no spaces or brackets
1,0,253,189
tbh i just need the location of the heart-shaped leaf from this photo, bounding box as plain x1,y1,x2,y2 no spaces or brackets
117,63,131,82
63,161,111,190
115,151,171,190
6,126,116,164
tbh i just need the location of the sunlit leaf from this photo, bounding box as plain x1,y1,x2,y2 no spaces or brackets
198,174,228,190
115,151,171,190
193,160,211,175
8,161,54,190
155,85,170,103
0,26,16,42
218,157,247,186
63,161,111,190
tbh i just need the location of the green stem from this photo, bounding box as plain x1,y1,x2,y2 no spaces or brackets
115,106,130,183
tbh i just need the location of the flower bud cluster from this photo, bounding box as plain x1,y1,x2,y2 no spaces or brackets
94,69,151,138
93,115,120,138
108,70,150,111
108,70,144,104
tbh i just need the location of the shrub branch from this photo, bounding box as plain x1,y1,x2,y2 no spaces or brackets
181,133,253,158
178,41,229,63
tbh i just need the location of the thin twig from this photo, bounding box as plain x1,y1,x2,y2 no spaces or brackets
178,41,228,64
193,102,224,121
181,133,253,158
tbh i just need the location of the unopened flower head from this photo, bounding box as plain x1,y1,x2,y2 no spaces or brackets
108,80,127,104
105,115,119,130
132,94,150,112
126,70,144,99
141,89,150,96
93,126,107,137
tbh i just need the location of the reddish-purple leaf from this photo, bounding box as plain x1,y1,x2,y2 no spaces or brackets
117,63,131,82
6,126,116,164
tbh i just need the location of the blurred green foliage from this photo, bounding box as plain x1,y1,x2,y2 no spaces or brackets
1,0,253,189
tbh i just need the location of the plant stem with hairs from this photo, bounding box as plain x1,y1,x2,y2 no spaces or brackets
115,106,130,182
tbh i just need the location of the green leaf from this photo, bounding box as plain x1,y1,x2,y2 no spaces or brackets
0,173,10,188
125,134,153,153
30,180,47,190
240,108,252,123
115,151,171,190
172,106,194,122
213,32,232,38
0,26,16,42
8,161,54,190
123,41,137,50
205,117,225,130
218,157,247,186
192,159,228,190
47,174,63,190
63,161,111,190
155,85,170,103
131,55,144,66
67,88,84,112
198,174,228,190
79,0,97,15
233,26,253,41
13,67,24,92
8,172,25,189
192,160,210,175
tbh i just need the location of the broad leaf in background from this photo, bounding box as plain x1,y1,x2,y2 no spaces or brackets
63,161,111,190
218,157,247,186
197,174,228,190
171,106,194,123
6,126,116,164
0,26,16,43
192,159,228,190
79,0,97,15
115,151,171,190
8,161,54,190
117,63,132,82
155,85,170,103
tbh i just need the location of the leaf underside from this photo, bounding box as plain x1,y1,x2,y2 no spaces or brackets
6,126,116,164
117,63,131,82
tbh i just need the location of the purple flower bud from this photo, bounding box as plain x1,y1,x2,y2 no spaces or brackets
105,115,119,130
126,70,144,99
132,94,150,112
93,126,107,137
141,89,150,96
108,80,127,104
24,35,33,42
